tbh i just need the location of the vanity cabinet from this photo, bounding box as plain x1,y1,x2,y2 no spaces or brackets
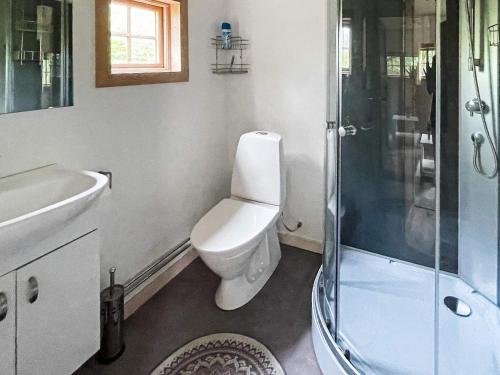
0,272,16,375
0,230,100,375
16,230,100,375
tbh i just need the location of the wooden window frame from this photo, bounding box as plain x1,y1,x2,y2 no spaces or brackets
96,0,188,87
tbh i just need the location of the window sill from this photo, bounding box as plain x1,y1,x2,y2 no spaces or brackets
96,68,189,87
111,67,181,74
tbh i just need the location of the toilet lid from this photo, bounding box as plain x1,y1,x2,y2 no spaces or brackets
191,199,279,254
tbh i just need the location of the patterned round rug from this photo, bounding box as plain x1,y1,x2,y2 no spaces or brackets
150,333,285,375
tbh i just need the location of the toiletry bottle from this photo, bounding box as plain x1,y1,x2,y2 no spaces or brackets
221,22,232,49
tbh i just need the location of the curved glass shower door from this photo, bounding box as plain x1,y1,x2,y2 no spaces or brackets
322,0,500,374
338,0,438,372
323,0,439,373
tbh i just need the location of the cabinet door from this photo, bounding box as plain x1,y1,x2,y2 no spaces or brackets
0,272,15,375
17,231,100,375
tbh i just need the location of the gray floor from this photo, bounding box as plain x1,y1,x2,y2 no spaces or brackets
75,245,323,375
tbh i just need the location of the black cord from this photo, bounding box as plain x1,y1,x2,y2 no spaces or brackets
280,212,303,232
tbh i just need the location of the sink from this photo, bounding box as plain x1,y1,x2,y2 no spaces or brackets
0,166,108,261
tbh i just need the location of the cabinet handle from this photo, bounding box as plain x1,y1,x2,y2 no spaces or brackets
28,277,39,304
0,293,7,322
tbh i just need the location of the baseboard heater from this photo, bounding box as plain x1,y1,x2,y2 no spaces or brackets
124,238,191,296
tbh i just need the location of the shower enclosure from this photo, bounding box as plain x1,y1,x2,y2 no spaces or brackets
312,0,500,373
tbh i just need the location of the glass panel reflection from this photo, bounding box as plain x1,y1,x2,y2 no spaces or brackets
0,0,73,114
340,0,444,271
336,0,439,373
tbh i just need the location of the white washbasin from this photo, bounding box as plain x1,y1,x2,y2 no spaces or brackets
0,166,108,258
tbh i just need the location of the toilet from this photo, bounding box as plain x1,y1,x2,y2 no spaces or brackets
191,131,285,310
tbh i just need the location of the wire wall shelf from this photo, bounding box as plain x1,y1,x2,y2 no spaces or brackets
211,36,250,50
211,64,250,74
211,36,250,75
489,24,499,47
15,20,53,34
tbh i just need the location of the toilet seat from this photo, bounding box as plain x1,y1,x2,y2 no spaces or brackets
191,199,279,256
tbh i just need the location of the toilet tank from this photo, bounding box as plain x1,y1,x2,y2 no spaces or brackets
231,131,284,206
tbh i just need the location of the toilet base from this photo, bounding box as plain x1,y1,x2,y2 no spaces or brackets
215,227,281,311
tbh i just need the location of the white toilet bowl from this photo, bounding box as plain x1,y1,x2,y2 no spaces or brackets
191,131,285,310
191,199,281,310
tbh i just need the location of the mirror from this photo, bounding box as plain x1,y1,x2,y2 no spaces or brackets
0,0,73,115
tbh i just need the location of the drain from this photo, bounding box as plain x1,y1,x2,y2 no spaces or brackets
444,296,472,317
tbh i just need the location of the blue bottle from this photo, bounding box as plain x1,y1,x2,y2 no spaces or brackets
221,22,232,49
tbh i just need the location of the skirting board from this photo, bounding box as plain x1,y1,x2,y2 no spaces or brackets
124,247,198,319
279,232,323,254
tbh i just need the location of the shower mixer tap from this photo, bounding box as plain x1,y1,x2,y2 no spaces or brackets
465,98,488,117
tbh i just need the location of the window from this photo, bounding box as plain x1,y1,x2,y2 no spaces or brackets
386,55,418,78
404,56,418,78
386,55,401,77
419,44,435,80
95,0,188,87
341,20,352,75
110,1,165,69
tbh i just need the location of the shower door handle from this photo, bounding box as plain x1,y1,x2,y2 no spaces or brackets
339,125,357,137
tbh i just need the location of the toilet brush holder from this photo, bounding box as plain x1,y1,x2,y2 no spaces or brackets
98,267,125,363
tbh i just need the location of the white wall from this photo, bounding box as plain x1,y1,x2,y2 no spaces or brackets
0,0,232,286
225,0,328,247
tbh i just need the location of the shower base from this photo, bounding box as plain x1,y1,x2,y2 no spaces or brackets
313,249,500,375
